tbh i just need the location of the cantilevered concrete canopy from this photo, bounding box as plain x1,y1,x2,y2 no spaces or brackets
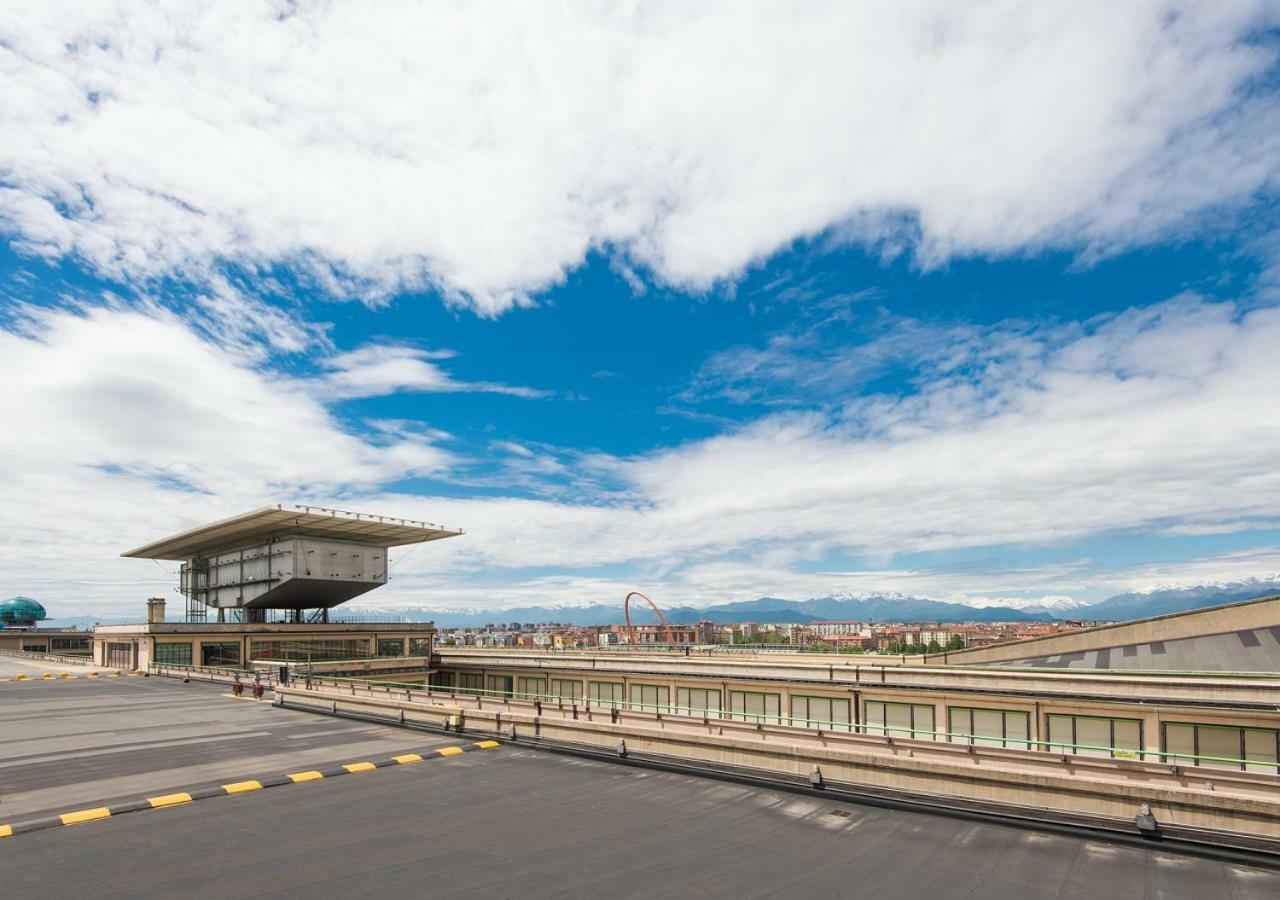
122,504,462,561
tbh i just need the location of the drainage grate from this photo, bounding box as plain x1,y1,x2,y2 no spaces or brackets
827,809,852,818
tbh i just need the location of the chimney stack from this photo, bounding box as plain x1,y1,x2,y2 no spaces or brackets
146,597,166,624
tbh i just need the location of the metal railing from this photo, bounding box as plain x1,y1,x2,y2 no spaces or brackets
297,676,1280,774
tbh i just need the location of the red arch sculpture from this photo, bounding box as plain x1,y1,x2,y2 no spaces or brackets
623,590,676,646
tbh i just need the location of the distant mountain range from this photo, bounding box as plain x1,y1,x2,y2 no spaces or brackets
29,577,1280,630
349,578,1280,628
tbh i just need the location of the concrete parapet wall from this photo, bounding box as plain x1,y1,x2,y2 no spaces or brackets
276,682,1280,849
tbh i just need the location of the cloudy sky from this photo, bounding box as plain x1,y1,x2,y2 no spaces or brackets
3,2,1280,619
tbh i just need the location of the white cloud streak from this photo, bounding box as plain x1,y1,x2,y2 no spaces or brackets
1,2,1277,313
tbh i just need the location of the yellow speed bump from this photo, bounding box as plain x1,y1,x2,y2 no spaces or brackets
41,673,53,680
475,740,501,749
436,746,465,757
88,672,99,678
343,762,377,773
147,793,193,809
0,824,12,839
223,780,263,794
59,672,71,679
15,674,25,680
60,807,111,826
288,770,324,783
393,753,423,765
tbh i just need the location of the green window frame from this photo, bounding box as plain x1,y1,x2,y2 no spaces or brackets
154,642,193,666
589,681,624,708
457,672,485,695
948,707,1031,749
1163,722,1280,774
728,690,782,724
676,687,723,716
551,679,583,702
1046,713,1143,759
629,683,670,713
516,676,548,699
791,695,852,731
864,700,936,740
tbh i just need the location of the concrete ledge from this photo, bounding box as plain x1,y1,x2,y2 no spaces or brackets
276,684,1280,851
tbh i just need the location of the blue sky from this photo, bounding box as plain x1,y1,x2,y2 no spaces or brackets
2,3,1280,617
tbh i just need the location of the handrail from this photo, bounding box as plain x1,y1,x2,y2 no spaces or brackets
300,675,1280,773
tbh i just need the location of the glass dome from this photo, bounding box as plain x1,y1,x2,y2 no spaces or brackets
0,596,47,625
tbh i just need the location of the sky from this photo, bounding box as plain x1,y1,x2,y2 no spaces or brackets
3,1,1280,619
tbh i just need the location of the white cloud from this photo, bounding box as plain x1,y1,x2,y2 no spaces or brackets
321,345,547,399
1,2,1277,314
6,293,1280,617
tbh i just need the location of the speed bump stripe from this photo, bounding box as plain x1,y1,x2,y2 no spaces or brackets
0,740,500,839
147,793,192,808
60,807,111,825
223,780,263,794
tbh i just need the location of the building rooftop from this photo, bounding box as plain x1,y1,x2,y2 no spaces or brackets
2,676,1276,898
121,504,463,560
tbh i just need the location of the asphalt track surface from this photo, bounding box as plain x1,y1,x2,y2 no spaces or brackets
3,677,1280,899
0,675,453,819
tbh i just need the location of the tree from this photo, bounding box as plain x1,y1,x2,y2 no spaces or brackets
926,639,942,653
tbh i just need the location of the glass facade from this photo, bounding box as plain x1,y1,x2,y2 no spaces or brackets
516,676,548,699
201,642,241,667
377,637,406,657
949,707,1030,749
409,637,432,655
487,674,513,698
1046,714,1142,759
792,695,852,731
589,681,624,708
551,679,583,702
1163,722,1280,773
865,700,936,740
676,687,722,715
729,690,782,724
249,639,368,661
457,672,484,695
154,642,193,666
50,636,91,654
630,683,670,712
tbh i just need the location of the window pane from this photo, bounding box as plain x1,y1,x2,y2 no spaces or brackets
154,642,192,666
950,708,974,743
1245,730,1279,774
1047,715,1072,751
913,705,935,740
865,701,885,734
973,710,1004,749
885,703,912,737
1112,720,1141,758
1074,718,1111,757
1198,726,1242,770
1004,712,1030,750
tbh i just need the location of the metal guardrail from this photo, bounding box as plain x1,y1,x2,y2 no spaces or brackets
0,648,95,665
300,676,1280,773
